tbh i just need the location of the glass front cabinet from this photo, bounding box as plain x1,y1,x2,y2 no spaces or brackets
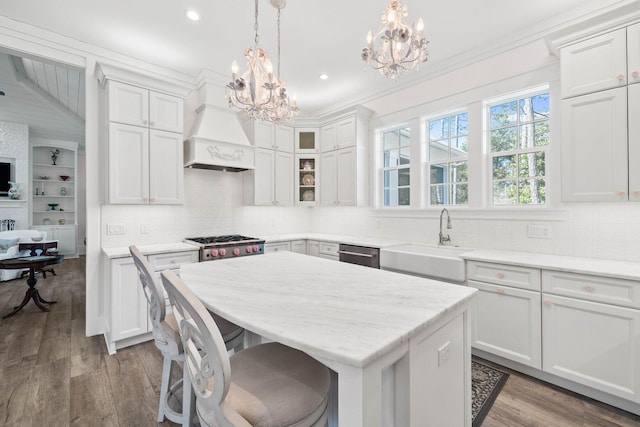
295,155,318,205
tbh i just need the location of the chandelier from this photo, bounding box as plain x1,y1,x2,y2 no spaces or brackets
361,0,429,79
226,0,298,124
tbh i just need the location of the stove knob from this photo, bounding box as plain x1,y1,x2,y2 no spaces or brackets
253,246,261,253
211,249,219,257
246,246,253,253
233,248,241,256
219,249,227,256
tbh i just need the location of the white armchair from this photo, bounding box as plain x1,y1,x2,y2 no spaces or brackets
0,230,48,281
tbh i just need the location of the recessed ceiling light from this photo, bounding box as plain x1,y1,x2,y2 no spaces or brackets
186,10,200,21
320,74,329,80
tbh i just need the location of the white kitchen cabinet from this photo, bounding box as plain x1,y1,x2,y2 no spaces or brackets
318,241,339,260
290,240,307,254
104,80,184,205
295,155,318,205
542,293,640,404
320,117,357,153
467,261,542,368
243,121,294,153
306,240,320,257
295,128,319,153
264,241,291,253
560,28,627,98
560,23,640,203
245,148,293,206
105,249,198,354
320,122,337,153
31,224,77,257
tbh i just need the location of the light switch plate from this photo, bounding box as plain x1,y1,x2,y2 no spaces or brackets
107,223,126,235
527,224,550,239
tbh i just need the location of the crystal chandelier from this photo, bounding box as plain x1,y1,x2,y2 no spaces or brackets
226,0,298,124
361,0,429,79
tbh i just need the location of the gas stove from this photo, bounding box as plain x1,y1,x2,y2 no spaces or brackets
184,234,265,261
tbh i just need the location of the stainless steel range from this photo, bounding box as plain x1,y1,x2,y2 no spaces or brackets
185,235,265,261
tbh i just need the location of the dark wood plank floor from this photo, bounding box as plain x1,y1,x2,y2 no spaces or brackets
0,256,638,426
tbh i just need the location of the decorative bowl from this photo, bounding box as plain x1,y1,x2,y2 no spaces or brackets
31,235,44,242
59,175,70,181
48,203,59,211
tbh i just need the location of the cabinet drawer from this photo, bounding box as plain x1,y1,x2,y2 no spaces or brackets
318,241,339,257
467,261,540,291
264,242,291,253
147,251,198,271
542,270,640,309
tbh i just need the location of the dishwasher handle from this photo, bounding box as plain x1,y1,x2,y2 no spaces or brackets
337,250,376,258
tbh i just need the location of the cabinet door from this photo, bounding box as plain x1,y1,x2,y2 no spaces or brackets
54,225,77,256
274,151,293,206
336,147,356,205
108,81,149,127
290,240,307,254
320,123,337,152
320,150,337,205
627,23,640,86
108,122,149,204
253,148,275,205
295,128,318,153
264,242,291,253
149,130,184,204
542,294,640,403
111,257,150,341
275,125,294,153
469,280,542,369
560,28,627,98
253,121,275,149
337,117,357,149
306,240,320,257
629,84,640,201
561,87,628,202
149,91,183,133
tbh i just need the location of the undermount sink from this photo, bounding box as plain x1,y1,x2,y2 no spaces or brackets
379,243,473,283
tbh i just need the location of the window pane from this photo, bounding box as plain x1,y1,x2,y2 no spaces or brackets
429,141,449,161
518,152,545,178
490,127,517,152
384,169,398,187
398,168,410,186
519,124,535,149
519,94,550,121
431,164,447,184
490,101,517,128
399,147,411,165
493,180,517,205
398,188,410,206
430,184,447,205
518,179,546,204
451,113,468,136
450,161,468,183
384,149,399,167
453,183,468,205
429,118,448,140
383,130,399,150
384,188,398,206
492,155,516,179
534,120,550,147
451,136,468,158
400,128,411,146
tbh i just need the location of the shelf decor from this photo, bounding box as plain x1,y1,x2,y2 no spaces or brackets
50,148,60,165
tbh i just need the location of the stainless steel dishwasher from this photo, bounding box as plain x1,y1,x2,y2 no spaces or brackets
337,244,380,268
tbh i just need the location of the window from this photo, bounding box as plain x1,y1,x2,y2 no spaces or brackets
382,126,410,206
426,112,468,205
488,91,549,205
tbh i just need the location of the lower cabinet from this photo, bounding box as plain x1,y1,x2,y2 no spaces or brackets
32,225,77,257
290,240,307,254
307,240,320,257
105,249,198,354
264,241,291,254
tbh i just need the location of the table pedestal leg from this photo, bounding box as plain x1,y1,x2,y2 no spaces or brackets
3,267,57,318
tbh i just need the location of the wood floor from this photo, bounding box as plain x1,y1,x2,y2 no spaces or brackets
0,256,638,426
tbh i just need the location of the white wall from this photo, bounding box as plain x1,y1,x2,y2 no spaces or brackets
0,121,29,228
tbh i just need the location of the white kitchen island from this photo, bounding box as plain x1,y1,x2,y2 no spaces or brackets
179,252,477,427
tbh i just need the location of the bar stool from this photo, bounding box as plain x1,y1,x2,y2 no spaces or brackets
129,246,244,425
161,269,330,427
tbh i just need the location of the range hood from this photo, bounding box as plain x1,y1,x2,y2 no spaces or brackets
184,103,254,172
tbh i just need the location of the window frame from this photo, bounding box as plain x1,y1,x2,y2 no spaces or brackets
379,123,412,208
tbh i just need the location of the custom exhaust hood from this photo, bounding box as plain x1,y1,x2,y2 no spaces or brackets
184,101,255,172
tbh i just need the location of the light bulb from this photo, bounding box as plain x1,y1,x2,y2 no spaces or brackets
231,60,238,74
417,18,424,33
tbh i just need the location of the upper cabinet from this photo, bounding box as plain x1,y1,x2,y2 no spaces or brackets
244,121,294,153
295,128,319,153
320,117,357,152
560,23,640,202
103,80,185,205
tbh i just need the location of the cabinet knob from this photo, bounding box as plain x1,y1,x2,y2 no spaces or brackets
617,74,625,83
150,197,156,203
143,119,148,125
496,287,505,295
150,121,156,126
543,300,552,307
496,272,504,279
617,191,626,198
633,190,640,197
584,285,594,292
632,70,639,79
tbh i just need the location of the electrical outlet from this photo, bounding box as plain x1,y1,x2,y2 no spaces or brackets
527,224,550,239
438,341,451,366
107,223,126,235
140,224,150,234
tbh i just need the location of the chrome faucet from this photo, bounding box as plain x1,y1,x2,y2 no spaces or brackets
439,208,452,245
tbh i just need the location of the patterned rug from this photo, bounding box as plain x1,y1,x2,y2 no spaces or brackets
472,359,509,426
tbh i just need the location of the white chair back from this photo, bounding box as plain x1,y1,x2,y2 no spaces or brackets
161,269,235,426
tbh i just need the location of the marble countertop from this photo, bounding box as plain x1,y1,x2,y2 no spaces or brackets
179,251,476,368
462,249,640,281
102,242,199,259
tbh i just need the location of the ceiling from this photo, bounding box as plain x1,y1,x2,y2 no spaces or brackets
0,0,636,120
